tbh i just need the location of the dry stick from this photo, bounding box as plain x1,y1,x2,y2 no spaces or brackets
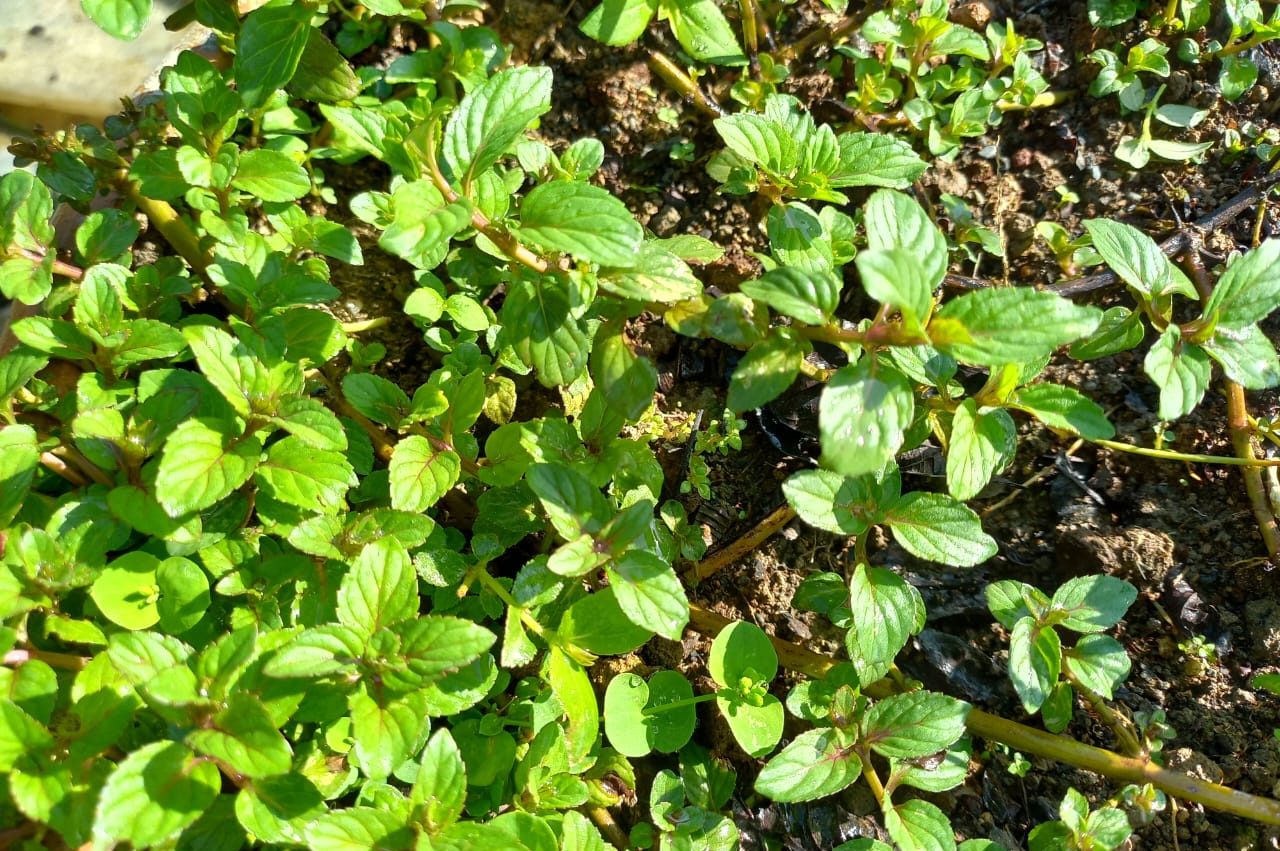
685,603,1280,826
944,171,1280,296
683,504,797,584
647,51,726,119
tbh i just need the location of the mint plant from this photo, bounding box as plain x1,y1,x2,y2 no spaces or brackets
987,575,1137,735
9,0,1280,847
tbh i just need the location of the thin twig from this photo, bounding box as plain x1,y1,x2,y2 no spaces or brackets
586,806,629,850
683,504,797,584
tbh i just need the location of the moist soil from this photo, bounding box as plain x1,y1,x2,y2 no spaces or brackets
325,2,1280,848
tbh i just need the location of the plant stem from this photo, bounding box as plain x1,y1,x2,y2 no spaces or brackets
1063,667,1144,757
586,806,629,850
471,566,547,639
16,247,84,281
118,178,210,274
341,317,390,333
739,0,758,57
684,603,1280,825
860,749,888,806
1092,438,1280,467
647,51,726,118
1226,381,1280,560
641,691,721,716
4,647,89,671
776,10,871,63
683,504,796,584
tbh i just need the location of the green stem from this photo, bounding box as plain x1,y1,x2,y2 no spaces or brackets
1092,438,1280,467
471,567,547,639
647,51,726,118
641,691,721,717
1063,666,1143,757
341,317,390,333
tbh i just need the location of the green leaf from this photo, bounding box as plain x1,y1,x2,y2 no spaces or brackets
1066,634,1131,699
234,2,312,108
754,728,862,802
80,0,152,40
663,0,748,66
1069,306,1145,360
727,329,805,412
350,689,430,780
946,401,1015,501
273,396,347,451
233,149,311,202
379,182,472,269
234,774,326,846
986,579,1048,630
93,742,220,848
412,729,467,834
580,0,658,44
0,424,40,526
155,418,262,516
1143,326,1211,420
0,700,53,772
188,692,293,778
183,324,268,419
931,289,1102,366
783,469,886,535
559,589,654,655
263,625,365,678
720,693,784,758
343,372,409,427
740,267,840,325
884,492,997,567
256,436,355,512
338,539,418,636
1204,240,1280,329
1219,54,1259,101
528,462,610,539
500,275,591,387
396,616,495,686
443,66,554,182
306,806,411,851
518,182,643,267
863,190,947,290
1050,575,1136,633
846,563,925,683
832,133,928,189
90,551,160,630
709,620,778,686
389,435,462,513
606,551,689,640
1204,324,1280,389
884,799,957,851
714,114,797,176
156,556,210,635
819,359,913,479
857,247,933,327
1083,219,1192,299
603,671,695,757
598,242,702,303
1009,383,1115,439
288,29,362,103
862,691,969,758
592,323,657,420
1009,616,1060,713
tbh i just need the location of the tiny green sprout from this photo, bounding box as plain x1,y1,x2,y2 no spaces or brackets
1177,633,1218,667
1055,185,1081,206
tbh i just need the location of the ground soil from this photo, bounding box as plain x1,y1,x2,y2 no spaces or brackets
327,1,1280,847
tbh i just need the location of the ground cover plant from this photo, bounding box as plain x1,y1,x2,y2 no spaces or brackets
3,0,1280,847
